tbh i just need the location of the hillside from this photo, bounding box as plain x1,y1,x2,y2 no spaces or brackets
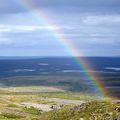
0,86,119,120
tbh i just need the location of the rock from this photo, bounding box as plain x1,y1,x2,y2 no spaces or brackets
79,118,84,120
51,105,60,111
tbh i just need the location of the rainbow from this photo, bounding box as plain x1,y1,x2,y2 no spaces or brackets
16,0,110,98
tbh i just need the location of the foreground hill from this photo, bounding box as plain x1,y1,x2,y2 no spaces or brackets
39,101,120,120
0,86,119,120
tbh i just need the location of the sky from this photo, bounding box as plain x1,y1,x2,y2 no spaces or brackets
0,0,120,56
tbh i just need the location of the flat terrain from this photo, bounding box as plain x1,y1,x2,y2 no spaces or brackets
0,74,120,98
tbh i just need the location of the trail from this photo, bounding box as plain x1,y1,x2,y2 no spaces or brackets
49,98,85,105
20,98,85,112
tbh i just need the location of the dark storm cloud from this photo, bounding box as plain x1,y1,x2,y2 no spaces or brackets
27,0,120,14
26,0,120,6
0,0,120,14
0,0,26,14
0,0,120,56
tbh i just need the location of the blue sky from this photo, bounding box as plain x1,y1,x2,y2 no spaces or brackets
0,0,120,56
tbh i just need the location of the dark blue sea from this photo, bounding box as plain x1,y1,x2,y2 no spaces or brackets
0,57,119,97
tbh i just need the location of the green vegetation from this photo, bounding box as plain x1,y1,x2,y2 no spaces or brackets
0,100,120,120
0,86,119,120
0,75,105,95
22,106,42,115
37,92,100,101
39,101,120,120
0,113,24,119
7,104,19,108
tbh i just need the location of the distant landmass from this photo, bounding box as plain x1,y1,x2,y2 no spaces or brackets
0,57,119,97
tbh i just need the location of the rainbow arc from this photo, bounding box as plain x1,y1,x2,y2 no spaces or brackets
16,0,112,98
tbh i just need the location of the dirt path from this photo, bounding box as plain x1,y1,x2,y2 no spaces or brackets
20,98,85,112
20,102,52,112
49,98,85,105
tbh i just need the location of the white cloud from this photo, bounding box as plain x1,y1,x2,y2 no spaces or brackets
0,28,11,32
0,38,13,45
89,38,116,44
0,24,72,33
0,25,12,32
13,25,62,31
83,15,120,25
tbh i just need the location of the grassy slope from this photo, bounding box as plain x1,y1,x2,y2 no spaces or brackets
0,86,119,120
39,101,120,120
0,101,119,120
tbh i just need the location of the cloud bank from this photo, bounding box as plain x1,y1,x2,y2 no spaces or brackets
0,0,119,56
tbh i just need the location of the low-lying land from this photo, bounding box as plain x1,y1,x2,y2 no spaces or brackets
0,74,119,98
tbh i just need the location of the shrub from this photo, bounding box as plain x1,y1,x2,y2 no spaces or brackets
22,106,42,115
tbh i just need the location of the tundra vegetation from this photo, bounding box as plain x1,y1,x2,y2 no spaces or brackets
0,86,119,120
